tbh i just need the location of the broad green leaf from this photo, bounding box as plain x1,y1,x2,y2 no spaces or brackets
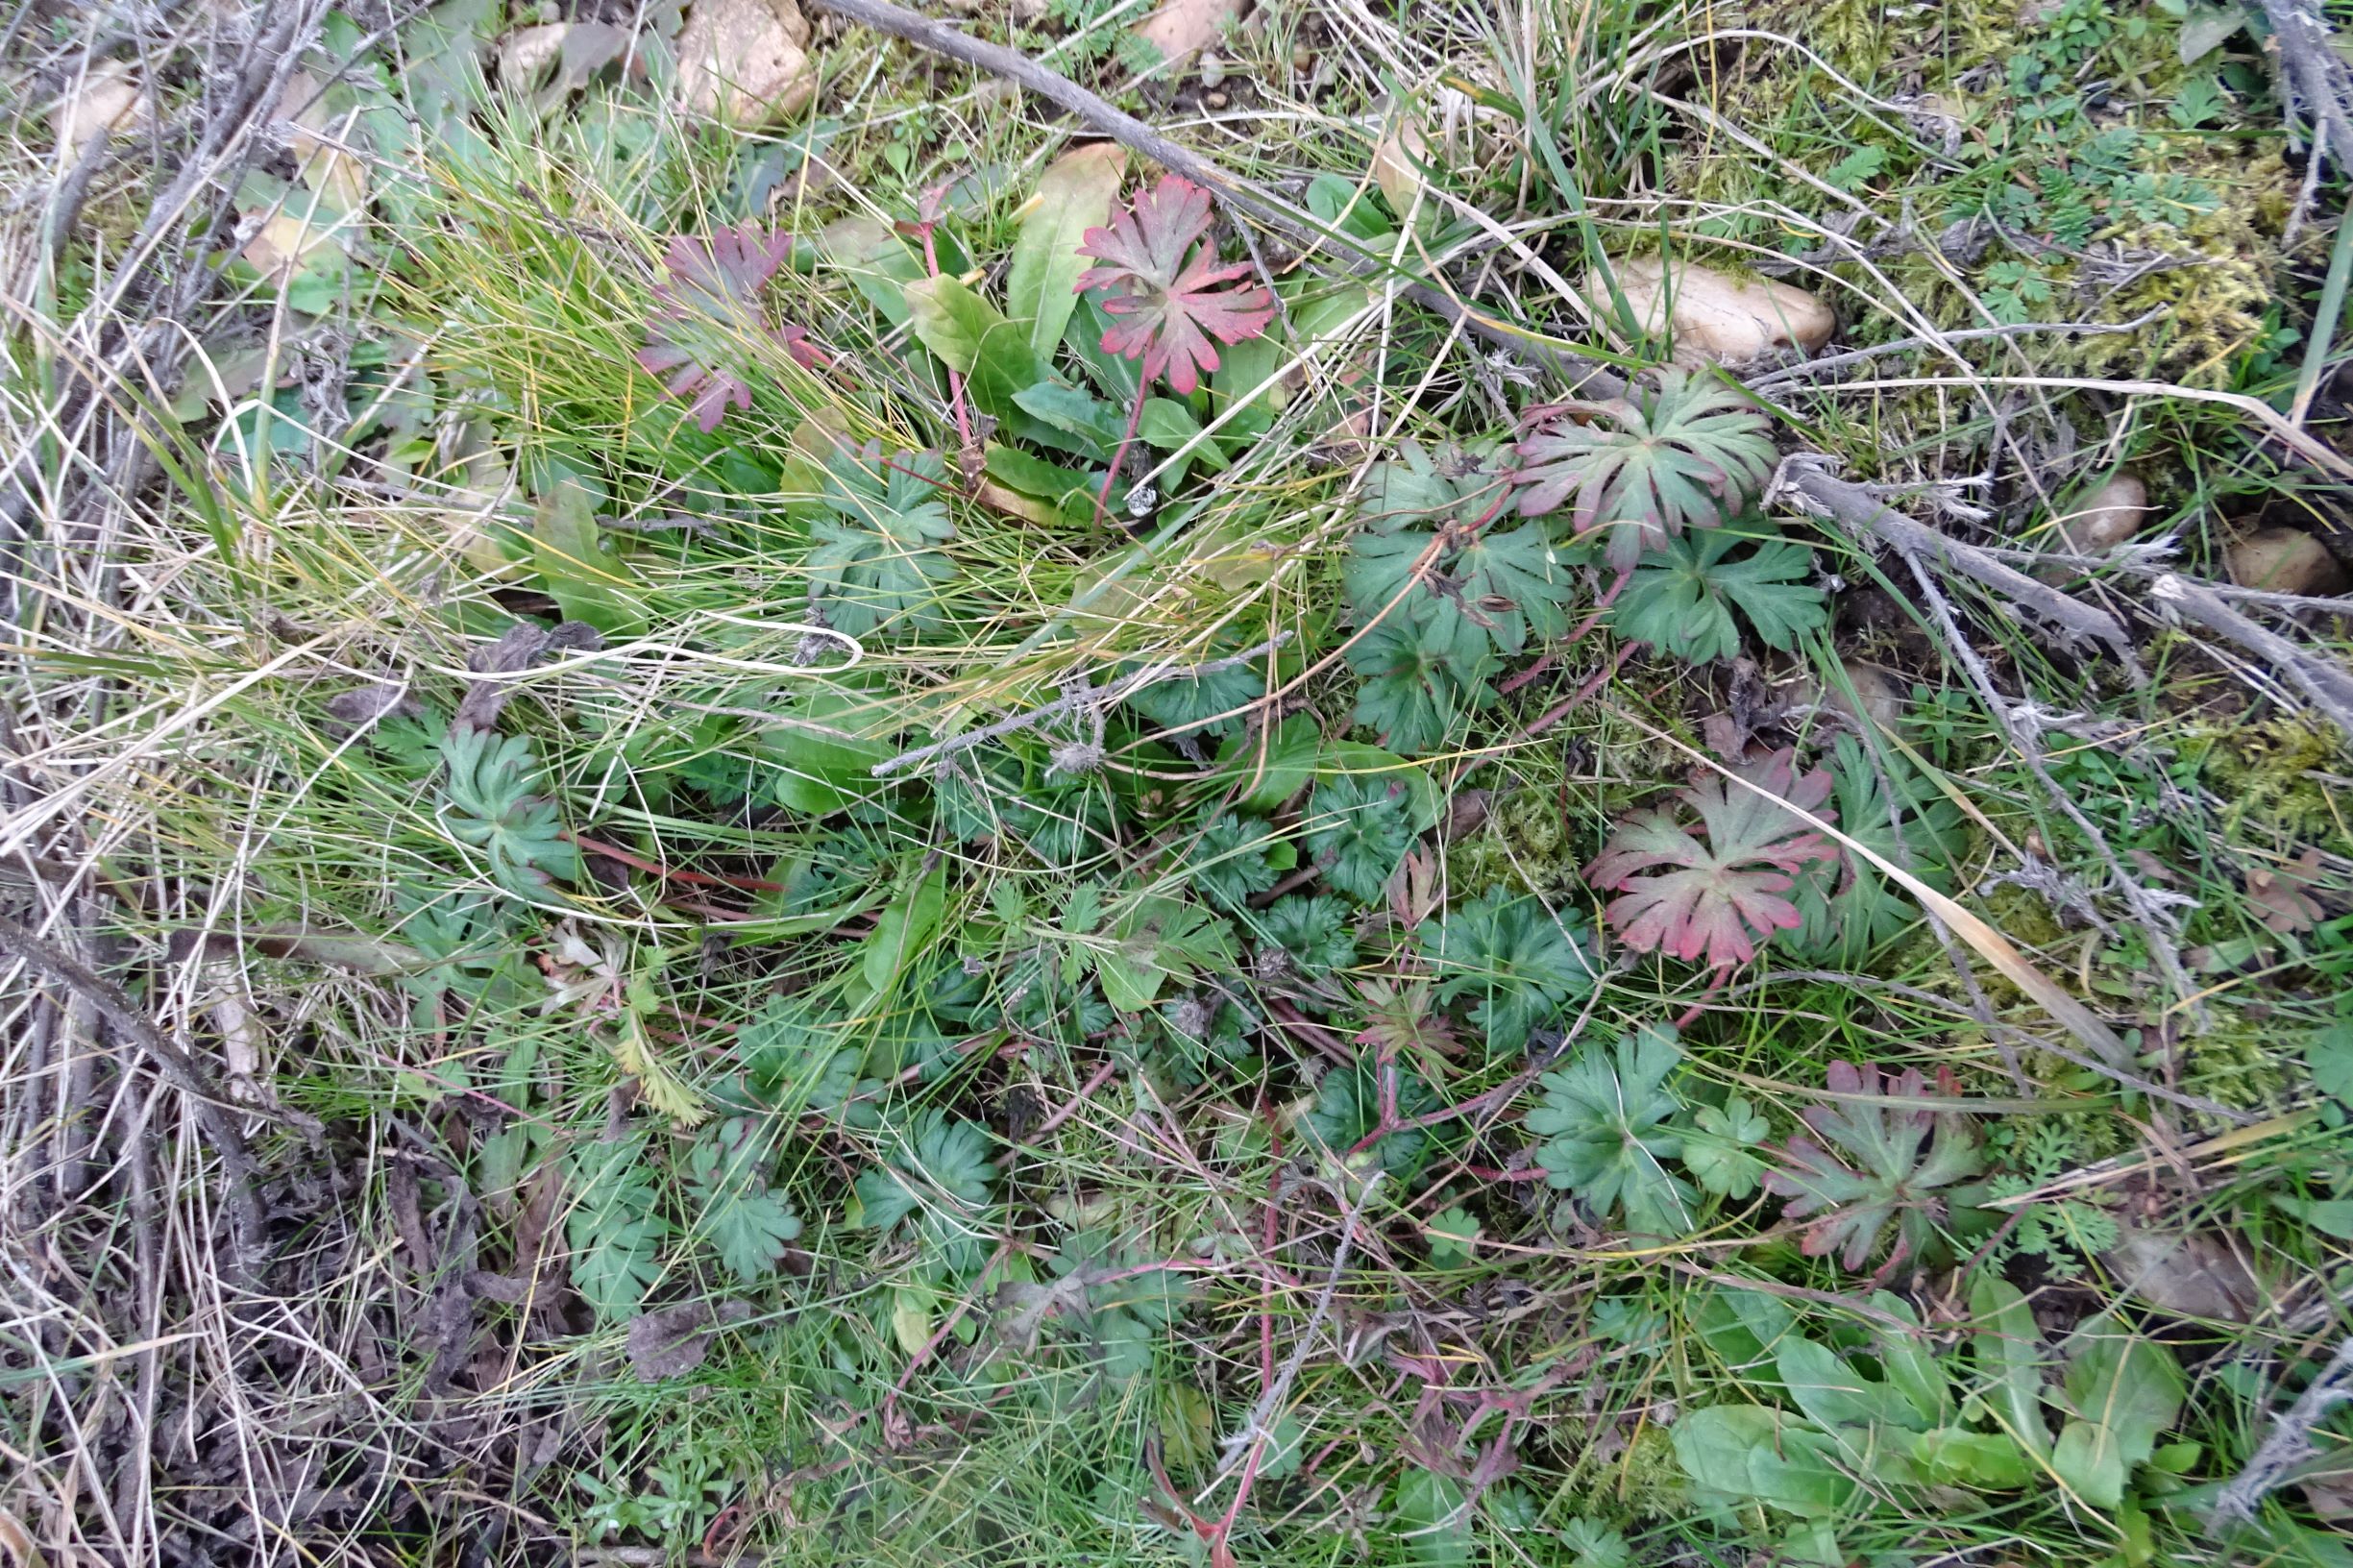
402,0,496,135
1137,397,1228,469
531,481,643,635
1684,1095,1770,1198
2061,1325,2183,1467
1777,1336,1929,1432
983,444,1095,510
1211,715,1320,811
1010,379,1121,458
1095,894,1235,1012
1527,1024,1692,1236
1392,1468,1472,1567
864,868,947,995
1869,1292,1953,1427
822,217,922,323
1691,1286,1797,1379
761,687,893,815
1671,1406,1859,1518
2309,1020,2353,1104
1970,1276,2052,1456
1613,528,1827,664
2052,1419,2128,1507
1912,1427,2035,1489
1006,142,1125,357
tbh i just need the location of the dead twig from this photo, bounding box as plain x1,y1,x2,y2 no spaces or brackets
2210,1334,2353,1526
2152,573,2353,743
0,914,268,1275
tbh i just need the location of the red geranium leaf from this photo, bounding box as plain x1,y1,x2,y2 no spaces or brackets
1584,747,1839,969
1076,175,1275,396
634,223,820,433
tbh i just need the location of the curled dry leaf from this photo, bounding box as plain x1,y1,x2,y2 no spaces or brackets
56,58,143,148
1135,0,1246,66
1371,111,1429,214
2245,846,2328,935
676,0,815,124
1585,256,1834,367
2100,1222,2267,1323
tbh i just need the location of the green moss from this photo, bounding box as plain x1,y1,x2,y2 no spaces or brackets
2190,717,2351,851
2179,1017,2298,1112
1447,787,1585,900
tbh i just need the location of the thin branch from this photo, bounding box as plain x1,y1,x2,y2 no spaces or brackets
0,914,267,1275
1771,454,2139,659
2211,1335,2353,1526
1746,312,2160,389
2153,573,2353,741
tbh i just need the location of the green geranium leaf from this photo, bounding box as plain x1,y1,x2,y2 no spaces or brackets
1527,1024,1695,1237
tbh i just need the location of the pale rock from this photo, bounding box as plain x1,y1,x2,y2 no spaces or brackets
1586,255,1834,367
676,0,815,125
1137,0,1246,66
2228,527,2347,597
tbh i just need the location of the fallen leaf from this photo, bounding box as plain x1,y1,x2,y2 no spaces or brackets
1371,112,1429,215
1135,0,1245,64
498,21,633,107
55,58,143,148
1584,255,1834,366
275,69,369,212
2101,1223,2267,1322
627,1299,751,1380
676,0,815,124
2246,848,2328,935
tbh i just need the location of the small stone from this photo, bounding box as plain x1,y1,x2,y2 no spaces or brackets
1203,88,1229,109
675,0,816,126
1197,50,1226,88
1291,42,1312,69
2228,527,2347,597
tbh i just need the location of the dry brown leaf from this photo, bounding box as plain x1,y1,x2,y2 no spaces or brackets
276,69,368,212
241,210,345,279
1585,256,1834,366
2101,1222,2267,1322
629,1299,752,1380
2246,847,2328,935
676,0,815,124
1371,113,1429,215
55,58,143,148
1136,0,1245,64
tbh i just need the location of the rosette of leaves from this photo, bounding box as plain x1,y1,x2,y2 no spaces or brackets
438,725,582,899
1343,442,1571,751
1611,524,1828,664
1585,747,1840,970
1076,173,1276,396
1513,370,1777,573
683,1117,803,1283
1191,812,1281,912
1304,772,1415,903
1527,1024,1696,1237
805,442,957,637
1415,888,1596,1054
633,224,823,433
1041,1228,1195,1380
1784,736,1965,965
854,1111,1001,1282
392,885,527,1022
1306,1053,1437,1176
1762,1061,1983,1272
1257,894,1358,981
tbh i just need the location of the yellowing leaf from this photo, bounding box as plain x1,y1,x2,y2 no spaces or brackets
1007,142,1126,358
